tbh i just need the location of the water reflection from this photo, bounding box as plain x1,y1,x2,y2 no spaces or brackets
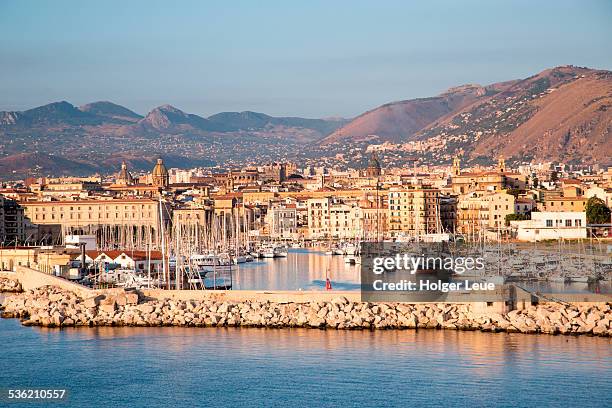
234,248,611,293
30,323,612,369
2,319,611,407
234,248,361,290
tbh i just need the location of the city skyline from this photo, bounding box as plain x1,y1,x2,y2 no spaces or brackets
1,0,611,117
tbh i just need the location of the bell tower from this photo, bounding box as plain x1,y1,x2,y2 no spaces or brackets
498,155,506,173
452,156,461,176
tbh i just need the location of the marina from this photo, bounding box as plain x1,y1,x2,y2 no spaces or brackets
233,247,612,293
1,243,610,294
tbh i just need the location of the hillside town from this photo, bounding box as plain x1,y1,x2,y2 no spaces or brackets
1,154,611,242
0,152,611,281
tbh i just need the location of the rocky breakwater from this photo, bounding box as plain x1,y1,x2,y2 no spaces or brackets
0,276,22,292
1,286,611,336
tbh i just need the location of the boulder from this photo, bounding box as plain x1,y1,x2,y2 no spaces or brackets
83,295,105,308
331,296,349,306
125,293,139,305
99,302,116,314
114,294,128,306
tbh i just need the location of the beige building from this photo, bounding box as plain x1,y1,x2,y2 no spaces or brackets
307,197,362,239
542,197,587,212
450,157,526,196
0,246,78,274
457,191,516,234
173,207,213,226
387,187,441,237
21,198,169,248
359,196,387,241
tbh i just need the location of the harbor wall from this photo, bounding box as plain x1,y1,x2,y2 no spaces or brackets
10,267,513,313
12,266,126,298
2,285,610,336
141,288,361,303
5,267,610,313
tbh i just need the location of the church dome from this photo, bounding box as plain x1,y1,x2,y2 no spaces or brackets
368,155,381,170
152,158,168,177
365,152,382,177
116,160,134,185
151,158,169,188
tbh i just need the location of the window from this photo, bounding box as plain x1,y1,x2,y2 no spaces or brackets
575,219,582,227
546,220,553,227
565,219,572,227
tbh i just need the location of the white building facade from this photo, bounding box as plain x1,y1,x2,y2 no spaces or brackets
511,211,587,241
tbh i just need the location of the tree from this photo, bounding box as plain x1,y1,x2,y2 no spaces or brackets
505,213,529,226
585,197,611,224
550,171,559,182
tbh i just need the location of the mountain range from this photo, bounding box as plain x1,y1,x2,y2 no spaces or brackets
0,101,348,178
322,65,611,165
0,65,610,179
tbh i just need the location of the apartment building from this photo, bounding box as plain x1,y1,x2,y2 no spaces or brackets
267,204,298,240
307,197,362,239
21,198,169,246
387,187,440,237
0,195,30,244
456,191,515,234
358,196,387,241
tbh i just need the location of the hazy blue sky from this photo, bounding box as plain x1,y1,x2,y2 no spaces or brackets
1,0,611,118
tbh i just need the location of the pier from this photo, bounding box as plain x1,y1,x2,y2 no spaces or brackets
1,267,610,336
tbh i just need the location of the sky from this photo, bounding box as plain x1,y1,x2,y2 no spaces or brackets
1,0,611,118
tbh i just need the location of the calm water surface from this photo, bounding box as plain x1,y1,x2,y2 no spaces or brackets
235,249,611,293
234,248,361,290
1,318,610,407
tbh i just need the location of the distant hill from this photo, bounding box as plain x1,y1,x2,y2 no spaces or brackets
319,84,511,145
0,101,346,179
0,65,609,179
2,101,103,126
0,152,98,177
137,104,225,132
413,66,612,164
79,101,142,123
208,111,347,135
320,65,611,165
0,101,346,136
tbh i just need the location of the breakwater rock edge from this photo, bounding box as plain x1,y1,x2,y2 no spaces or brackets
1,285,610,336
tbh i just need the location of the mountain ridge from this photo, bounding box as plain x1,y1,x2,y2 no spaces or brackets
320,65,610,165
0,65,609,179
